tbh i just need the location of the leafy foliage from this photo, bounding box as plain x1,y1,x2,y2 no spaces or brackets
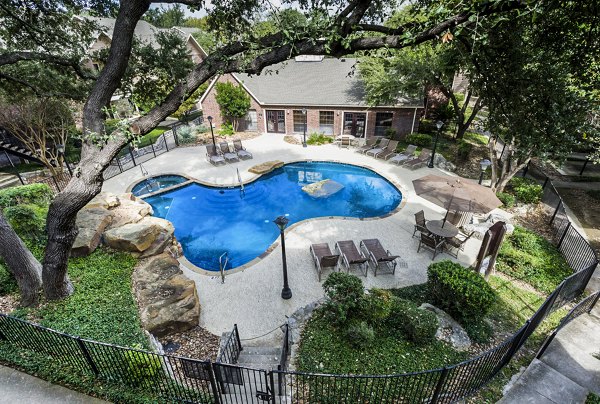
386,298,438,344
497,192,516,208
496,226,572,293
427,260,497,322
176,125,196,144
306,133,333,145
218,122,235,136
322,272,364,326
405,133,432,147
0,184,53,210
3,204,48,240
214,82,251,131
507,177,543,204
345,320,375,348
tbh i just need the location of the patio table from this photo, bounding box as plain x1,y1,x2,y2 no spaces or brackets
426,220,459,239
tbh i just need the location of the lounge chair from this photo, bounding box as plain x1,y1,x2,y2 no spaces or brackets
206,144,226,166
445,232,474,258
356,137,379,154
310,243,340,281
365,138,390,157
412,210,429,239
233,139,252,160
388,145,418,165
335,240,368,277
360,239,400,276
417,233,445,260
376,140,399,160
219,142,239,163
404,148,432,170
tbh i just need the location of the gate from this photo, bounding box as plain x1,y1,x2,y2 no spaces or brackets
213,363,274,403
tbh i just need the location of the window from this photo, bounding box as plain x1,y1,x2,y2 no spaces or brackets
240,109,257,131
293,110,307,133
319,111,334,135
374,112,393,136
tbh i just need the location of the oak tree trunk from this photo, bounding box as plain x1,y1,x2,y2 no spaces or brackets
0,212,42,307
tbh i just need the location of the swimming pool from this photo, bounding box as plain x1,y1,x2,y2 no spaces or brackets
144,162,402,271
131,175,188,196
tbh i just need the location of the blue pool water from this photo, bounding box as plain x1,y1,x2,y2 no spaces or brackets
132,175,188,196
144,162,402,271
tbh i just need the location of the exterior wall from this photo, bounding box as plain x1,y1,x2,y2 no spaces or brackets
186,39,205,64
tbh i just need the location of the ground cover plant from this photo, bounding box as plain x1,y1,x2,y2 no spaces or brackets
306,133,334,145
496,225,572,294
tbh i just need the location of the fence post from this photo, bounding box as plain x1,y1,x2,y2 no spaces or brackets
51,175,61,192
128,146,137,166
430,367,449,404
150,142,156,158
536,330,558,359
550,199,562,225
269,371,277,404
76,337,99,376
173,126,180,147
557,222,571,249
234,324,242,352
163,132,169,152
542,177,549,190
579,158,589,176
208,362,222,404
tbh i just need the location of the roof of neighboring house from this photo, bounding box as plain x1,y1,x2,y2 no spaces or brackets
232,57,421,108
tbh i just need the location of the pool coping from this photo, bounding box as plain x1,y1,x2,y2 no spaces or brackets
127,159,409,277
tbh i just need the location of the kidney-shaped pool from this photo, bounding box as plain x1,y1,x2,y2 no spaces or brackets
144,161,402,271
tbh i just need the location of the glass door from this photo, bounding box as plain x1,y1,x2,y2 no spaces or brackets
266,110,286,133
343,112,367,137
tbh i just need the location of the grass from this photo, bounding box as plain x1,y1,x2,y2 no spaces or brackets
463,131,488,145
136,127,169,148
496,226,573,294
0,163,44,175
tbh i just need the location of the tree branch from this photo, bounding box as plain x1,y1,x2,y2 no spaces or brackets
0,51,96,80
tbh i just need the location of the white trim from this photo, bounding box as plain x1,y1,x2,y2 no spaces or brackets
231,74,263,105
341,111,368,138
364,111,369,138
411,108,417,134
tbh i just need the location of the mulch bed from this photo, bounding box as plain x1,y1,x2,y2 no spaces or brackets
510,204,555,242
0,294,18,314
160,326,220,361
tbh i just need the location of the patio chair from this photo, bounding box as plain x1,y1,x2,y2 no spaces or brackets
365,138,391,157
376,140,400,160
310,243,340,281
219,142,239,163
417,233,446,260
412,210,429,238
335,240,368,277
206,144,226,166
355,137,379,154
404,149,432,170
336,136,352,148
360,239,400,276
233,139,253,160
445,232,475,258
388,145,418,165
446,210,473,229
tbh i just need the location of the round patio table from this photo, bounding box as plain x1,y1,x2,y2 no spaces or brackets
426,220,459,239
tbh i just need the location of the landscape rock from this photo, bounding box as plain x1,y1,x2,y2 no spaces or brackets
248,160,284,175
103,216,174,253
85,193,121,210
106,194,153,229
434,154,457,172
133,253,200,337
71,207,113,257
419,303,471,351
302,179,344,198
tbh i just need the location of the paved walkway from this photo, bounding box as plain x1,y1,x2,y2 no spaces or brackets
0,365,107,403
499,304,600,403
103,133,496,343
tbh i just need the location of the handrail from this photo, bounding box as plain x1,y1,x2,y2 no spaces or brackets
236,167,244,193
219,252,228,284
216,323,243,364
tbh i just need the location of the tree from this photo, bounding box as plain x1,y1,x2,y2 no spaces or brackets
143,5,186,28
172,84,208,122
0,98,75,175
215,82,251,131
0,0,535,302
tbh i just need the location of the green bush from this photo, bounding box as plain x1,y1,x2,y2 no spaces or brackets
3,204,48,239
427,260,497,321
123,347,163,386
405,133,433,147
176,125,196,144
419,119,435,134
361,289,394,325
218,122,235,136
0,261,18,295
194,125,209,134
322,272,364,326
509,177,543,204
0,183,53,209
387,298,438,344
345,320,375,348
497,192,516,208
457,139,472,160
384,128,397,138
306,132,333,145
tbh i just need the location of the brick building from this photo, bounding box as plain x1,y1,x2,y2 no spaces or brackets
200,56,423,139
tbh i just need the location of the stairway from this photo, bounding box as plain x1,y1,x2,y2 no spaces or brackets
0,173,20,189
0,131,44,164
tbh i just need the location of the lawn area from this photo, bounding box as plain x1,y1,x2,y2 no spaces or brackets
137,126,169,148
0,162,44,174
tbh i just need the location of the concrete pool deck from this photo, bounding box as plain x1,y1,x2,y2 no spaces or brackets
103,134,497,343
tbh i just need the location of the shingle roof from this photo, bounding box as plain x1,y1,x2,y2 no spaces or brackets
234,58,421,107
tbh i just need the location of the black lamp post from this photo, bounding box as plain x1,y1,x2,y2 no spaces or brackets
207,116,216,148
428,120,444,168
56,144,72,176
302,108,307,148
479,159,492,185
273,215,292,300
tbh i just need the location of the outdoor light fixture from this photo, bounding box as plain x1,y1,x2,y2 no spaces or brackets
273,215,292,299
479,159,492,185
55,143,72,176
207,116,216,148
302,108,307,148
428,120,444,168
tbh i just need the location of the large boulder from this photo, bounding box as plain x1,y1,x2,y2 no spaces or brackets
106,193,153,230
71,207,113,257
133,253,200,337
302,179,344,198
248,160,284,175
419,303,471,351
103,216,174,254
85,192,121,210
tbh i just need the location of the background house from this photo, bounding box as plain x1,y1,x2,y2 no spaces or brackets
200,56,423,138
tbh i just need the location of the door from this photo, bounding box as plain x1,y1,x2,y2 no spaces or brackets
343,112,367,137
266,110,286,133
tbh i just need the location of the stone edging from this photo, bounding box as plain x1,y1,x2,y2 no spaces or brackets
283,297,325,370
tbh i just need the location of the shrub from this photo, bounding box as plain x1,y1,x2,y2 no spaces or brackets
3,204,48,239
427,260,497,321
508,177,543,204
345,320,375,348
176,125,196,144
419,119,435,134
123,347,163,386
306,132,333,145
361,289,394,325
457,139,472,160
384,128,397,138
387,298,438,344
405,133,433,147
0,183,52,209
0,261,18,295
322,272,364,326
218,122,235,136
194,125,209,134
497,192,516,208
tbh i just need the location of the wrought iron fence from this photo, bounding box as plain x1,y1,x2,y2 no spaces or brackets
216,324,243,364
